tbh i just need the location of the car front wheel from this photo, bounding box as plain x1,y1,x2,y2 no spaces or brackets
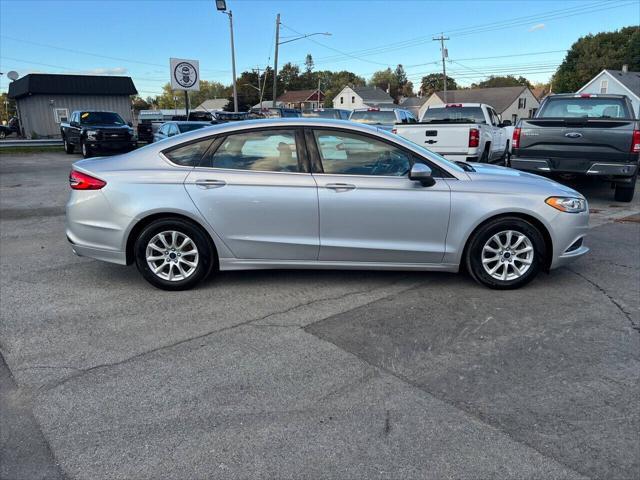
81,139,91,158
134,218,215,290
465,217,545,289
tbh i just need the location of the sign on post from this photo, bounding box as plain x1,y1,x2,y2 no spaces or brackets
170,58,200,91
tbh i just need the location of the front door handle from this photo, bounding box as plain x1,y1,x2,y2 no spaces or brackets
325,183,356,191
195,179,226,189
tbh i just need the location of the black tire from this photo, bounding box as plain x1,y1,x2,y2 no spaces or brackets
614,178,636,202
134,218,215,291
480,144,490,163
81,139,91,158
0,130,6,139
63,138,75,154
500,141,510,166
465,216,545,290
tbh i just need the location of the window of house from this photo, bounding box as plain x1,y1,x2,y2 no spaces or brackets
340,97,344,104
54,108,69,123
511,114,518,124
600,79,608,93
518,98,526,109
351,96,355,103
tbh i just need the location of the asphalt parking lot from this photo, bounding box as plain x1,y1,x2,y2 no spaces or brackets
1,151,638,480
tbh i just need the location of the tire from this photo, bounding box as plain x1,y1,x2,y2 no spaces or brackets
465,216,545,290
614,178,636,202
0,130,6,139
63,138,75,154
480,144,490,163
81,139,91,158
500,141,510,166
134,218,215,291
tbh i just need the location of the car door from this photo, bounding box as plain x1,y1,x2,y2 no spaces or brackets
488,108,506,157
308,128,451,264
184,128,319,260
69,112,81,144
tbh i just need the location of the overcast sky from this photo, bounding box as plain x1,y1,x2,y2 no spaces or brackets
1,0,638,96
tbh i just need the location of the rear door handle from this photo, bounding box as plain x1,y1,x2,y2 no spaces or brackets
325,183,356,191
195,179,226,189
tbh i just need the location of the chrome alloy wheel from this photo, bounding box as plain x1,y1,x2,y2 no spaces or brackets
145,230,199,282
481,230,534,281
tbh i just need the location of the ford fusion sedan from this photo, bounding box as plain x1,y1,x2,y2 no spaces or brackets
66,118,589,291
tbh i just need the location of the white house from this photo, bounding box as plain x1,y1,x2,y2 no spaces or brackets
577,67,640,117
419,86,540,124
332,86,394,110
193,99,229,112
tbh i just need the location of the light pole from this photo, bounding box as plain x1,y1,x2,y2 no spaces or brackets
216,0,238,112
271,15,330,107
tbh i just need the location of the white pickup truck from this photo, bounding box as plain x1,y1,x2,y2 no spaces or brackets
394,103,511,164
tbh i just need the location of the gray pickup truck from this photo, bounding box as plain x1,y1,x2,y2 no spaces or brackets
510,93,640,202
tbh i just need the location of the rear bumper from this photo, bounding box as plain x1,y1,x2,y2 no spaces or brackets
70,242,127,265
510,156,638,177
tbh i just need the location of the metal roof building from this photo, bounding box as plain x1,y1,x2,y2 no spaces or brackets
8,74,137,139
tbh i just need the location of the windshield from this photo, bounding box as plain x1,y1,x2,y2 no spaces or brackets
421,107,485,124
80,112,125,125
350,110,397,125
537,97,630,118
178,123,208,133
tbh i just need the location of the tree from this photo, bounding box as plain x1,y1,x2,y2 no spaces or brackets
394,64,414,98
552,26,640,93
153,80,230,110
131,96,149,112
419,73,458,96
304,54,314,74
0,92,17,123
471,75,531,89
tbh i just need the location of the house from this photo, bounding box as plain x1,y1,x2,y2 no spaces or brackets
420,86,540,124
332,86,394,110
400,96,428,118
252,100,284,109
193,98,229,112
276,89,324,110
577,66,640,117
7,73,137,139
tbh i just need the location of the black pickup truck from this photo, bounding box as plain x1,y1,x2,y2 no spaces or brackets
61,111,137,158
510,94,640,202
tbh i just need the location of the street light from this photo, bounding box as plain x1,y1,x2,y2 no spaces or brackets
216,0,238,112
272,14,331,107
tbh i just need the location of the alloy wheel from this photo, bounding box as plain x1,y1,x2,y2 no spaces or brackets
145,230,199,282
481,230,534,281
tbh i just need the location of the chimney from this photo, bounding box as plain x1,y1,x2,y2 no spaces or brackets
622,64,628,73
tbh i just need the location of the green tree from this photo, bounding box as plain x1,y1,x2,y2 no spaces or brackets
0,92,17,123
471,75,531,89
552,26,640,93
153,80,230,110
304,54,314,74
419,73,458,96
320,70,366,107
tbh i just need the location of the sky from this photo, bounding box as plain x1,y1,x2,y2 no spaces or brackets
1,0,638,97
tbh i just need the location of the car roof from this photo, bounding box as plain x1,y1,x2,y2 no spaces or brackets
173,121,211,125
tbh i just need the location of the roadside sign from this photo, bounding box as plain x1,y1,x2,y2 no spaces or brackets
170,58,200,91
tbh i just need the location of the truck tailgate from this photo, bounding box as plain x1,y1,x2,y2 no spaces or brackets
397,124,472,154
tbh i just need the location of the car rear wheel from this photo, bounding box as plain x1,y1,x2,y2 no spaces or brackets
465,217,545,289
134,218,215,290
614,177,636,202
81,139,91,158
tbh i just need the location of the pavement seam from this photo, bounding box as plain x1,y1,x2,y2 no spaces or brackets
566,267,639,333
303,328,589,480
37,278,420,392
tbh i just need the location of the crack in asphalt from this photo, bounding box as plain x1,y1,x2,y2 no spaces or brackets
567,267,639,333
37,278,419,392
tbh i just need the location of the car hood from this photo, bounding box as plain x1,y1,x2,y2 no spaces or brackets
466,163,583,197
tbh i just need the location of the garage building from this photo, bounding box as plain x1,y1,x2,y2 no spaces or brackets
8,74,137,139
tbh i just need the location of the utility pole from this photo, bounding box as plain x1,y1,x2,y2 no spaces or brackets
272,13,280,108
317,77,321,108
253,66,265,107
216,1,238,112
433,33,449,102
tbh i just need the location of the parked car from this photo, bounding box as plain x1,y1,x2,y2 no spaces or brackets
67,118,589,291
215,111,251,122
61,111,137,158
302,108,350,120
0,116,20,139
394,103,510,164
510,93,640,202
250,107,301,118
152,121,212,142
349,107,416,131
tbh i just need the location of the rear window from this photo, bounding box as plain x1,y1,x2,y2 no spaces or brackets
421,107,485,124
350,110,397,125
537,97,630,119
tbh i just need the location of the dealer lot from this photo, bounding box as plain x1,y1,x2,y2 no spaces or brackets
1,152,638,479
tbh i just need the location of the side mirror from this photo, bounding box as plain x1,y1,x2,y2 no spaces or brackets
70,121,79,127
409,163,435,186
500,120,512,127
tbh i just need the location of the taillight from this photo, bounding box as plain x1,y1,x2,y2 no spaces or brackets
69,170,106,190
632,129,640,153
468,128,479,148
512,127,522,149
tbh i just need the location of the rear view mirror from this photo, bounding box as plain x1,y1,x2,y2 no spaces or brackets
409,163,435,186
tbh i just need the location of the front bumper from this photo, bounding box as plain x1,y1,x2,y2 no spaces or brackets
510,157,638,177
548,208,590,269
86,140,137,152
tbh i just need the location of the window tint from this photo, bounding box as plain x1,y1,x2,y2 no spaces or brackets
349,110,397,125
421,107,486,123
164,138,213,166
314,130,411,176
538,97,630,118
207,130,300,172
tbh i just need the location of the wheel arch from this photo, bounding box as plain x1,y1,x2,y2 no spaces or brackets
460,212,553,272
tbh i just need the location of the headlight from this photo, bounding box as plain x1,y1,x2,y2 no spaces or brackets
545,196,587,213
86,130,98,139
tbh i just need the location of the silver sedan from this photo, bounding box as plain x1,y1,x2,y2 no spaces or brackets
66,118,589,290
